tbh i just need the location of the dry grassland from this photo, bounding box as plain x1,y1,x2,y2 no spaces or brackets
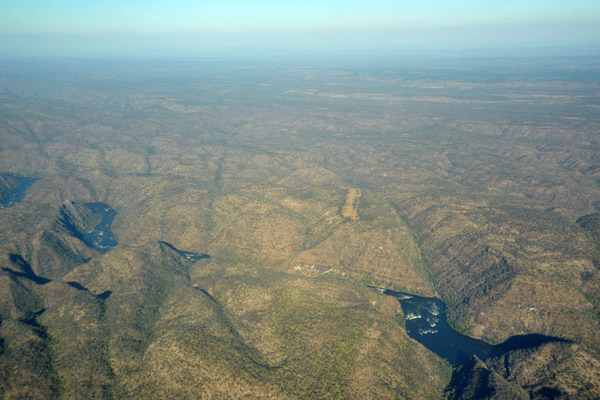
342,188,361,221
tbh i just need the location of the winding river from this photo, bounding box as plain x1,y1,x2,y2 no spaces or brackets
382,289,566,364
81,203,118,252
1,175,37,208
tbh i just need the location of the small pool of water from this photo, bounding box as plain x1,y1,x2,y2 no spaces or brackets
159,240,210,262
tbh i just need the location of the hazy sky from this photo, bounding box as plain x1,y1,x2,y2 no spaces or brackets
1,0,599,57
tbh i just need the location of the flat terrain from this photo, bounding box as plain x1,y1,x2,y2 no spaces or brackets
342,188,361,221
0,57,599,398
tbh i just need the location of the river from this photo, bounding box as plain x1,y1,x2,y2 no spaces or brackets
0,175,37,208
81,203,118,252
381,288,566,364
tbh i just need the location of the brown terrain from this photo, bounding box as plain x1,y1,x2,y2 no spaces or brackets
0,57,599,398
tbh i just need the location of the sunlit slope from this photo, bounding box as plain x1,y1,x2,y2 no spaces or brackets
1,59,600,398
103,258,449,399
0,228,451,399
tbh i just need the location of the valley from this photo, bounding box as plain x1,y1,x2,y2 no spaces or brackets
0,57,599,398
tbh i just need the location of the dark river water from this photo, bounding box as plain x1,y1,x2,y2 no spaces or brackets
1,175,37,208
81,203,118,252
178,250,211,262
159,240,210,262
381,289,566,364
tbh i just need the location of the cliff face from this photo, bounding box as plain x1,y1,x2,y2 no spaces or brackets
56,201,102,238
446,342,600,400
401,201,600,349
444,356,528,400
0,174,20,202
24,201,100,281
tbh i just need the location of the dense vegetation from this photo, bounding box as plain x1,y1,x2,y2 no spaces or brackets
0,57,599,398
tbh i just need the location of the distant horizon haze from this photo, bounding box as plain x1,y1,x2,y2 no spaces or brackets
0,0,599,58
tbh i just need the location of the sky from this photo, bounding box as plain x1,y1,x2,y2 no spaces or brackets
1,0,599,58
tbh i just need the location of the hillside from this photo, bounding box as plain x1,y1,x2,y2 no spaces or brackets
1,57,599,398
